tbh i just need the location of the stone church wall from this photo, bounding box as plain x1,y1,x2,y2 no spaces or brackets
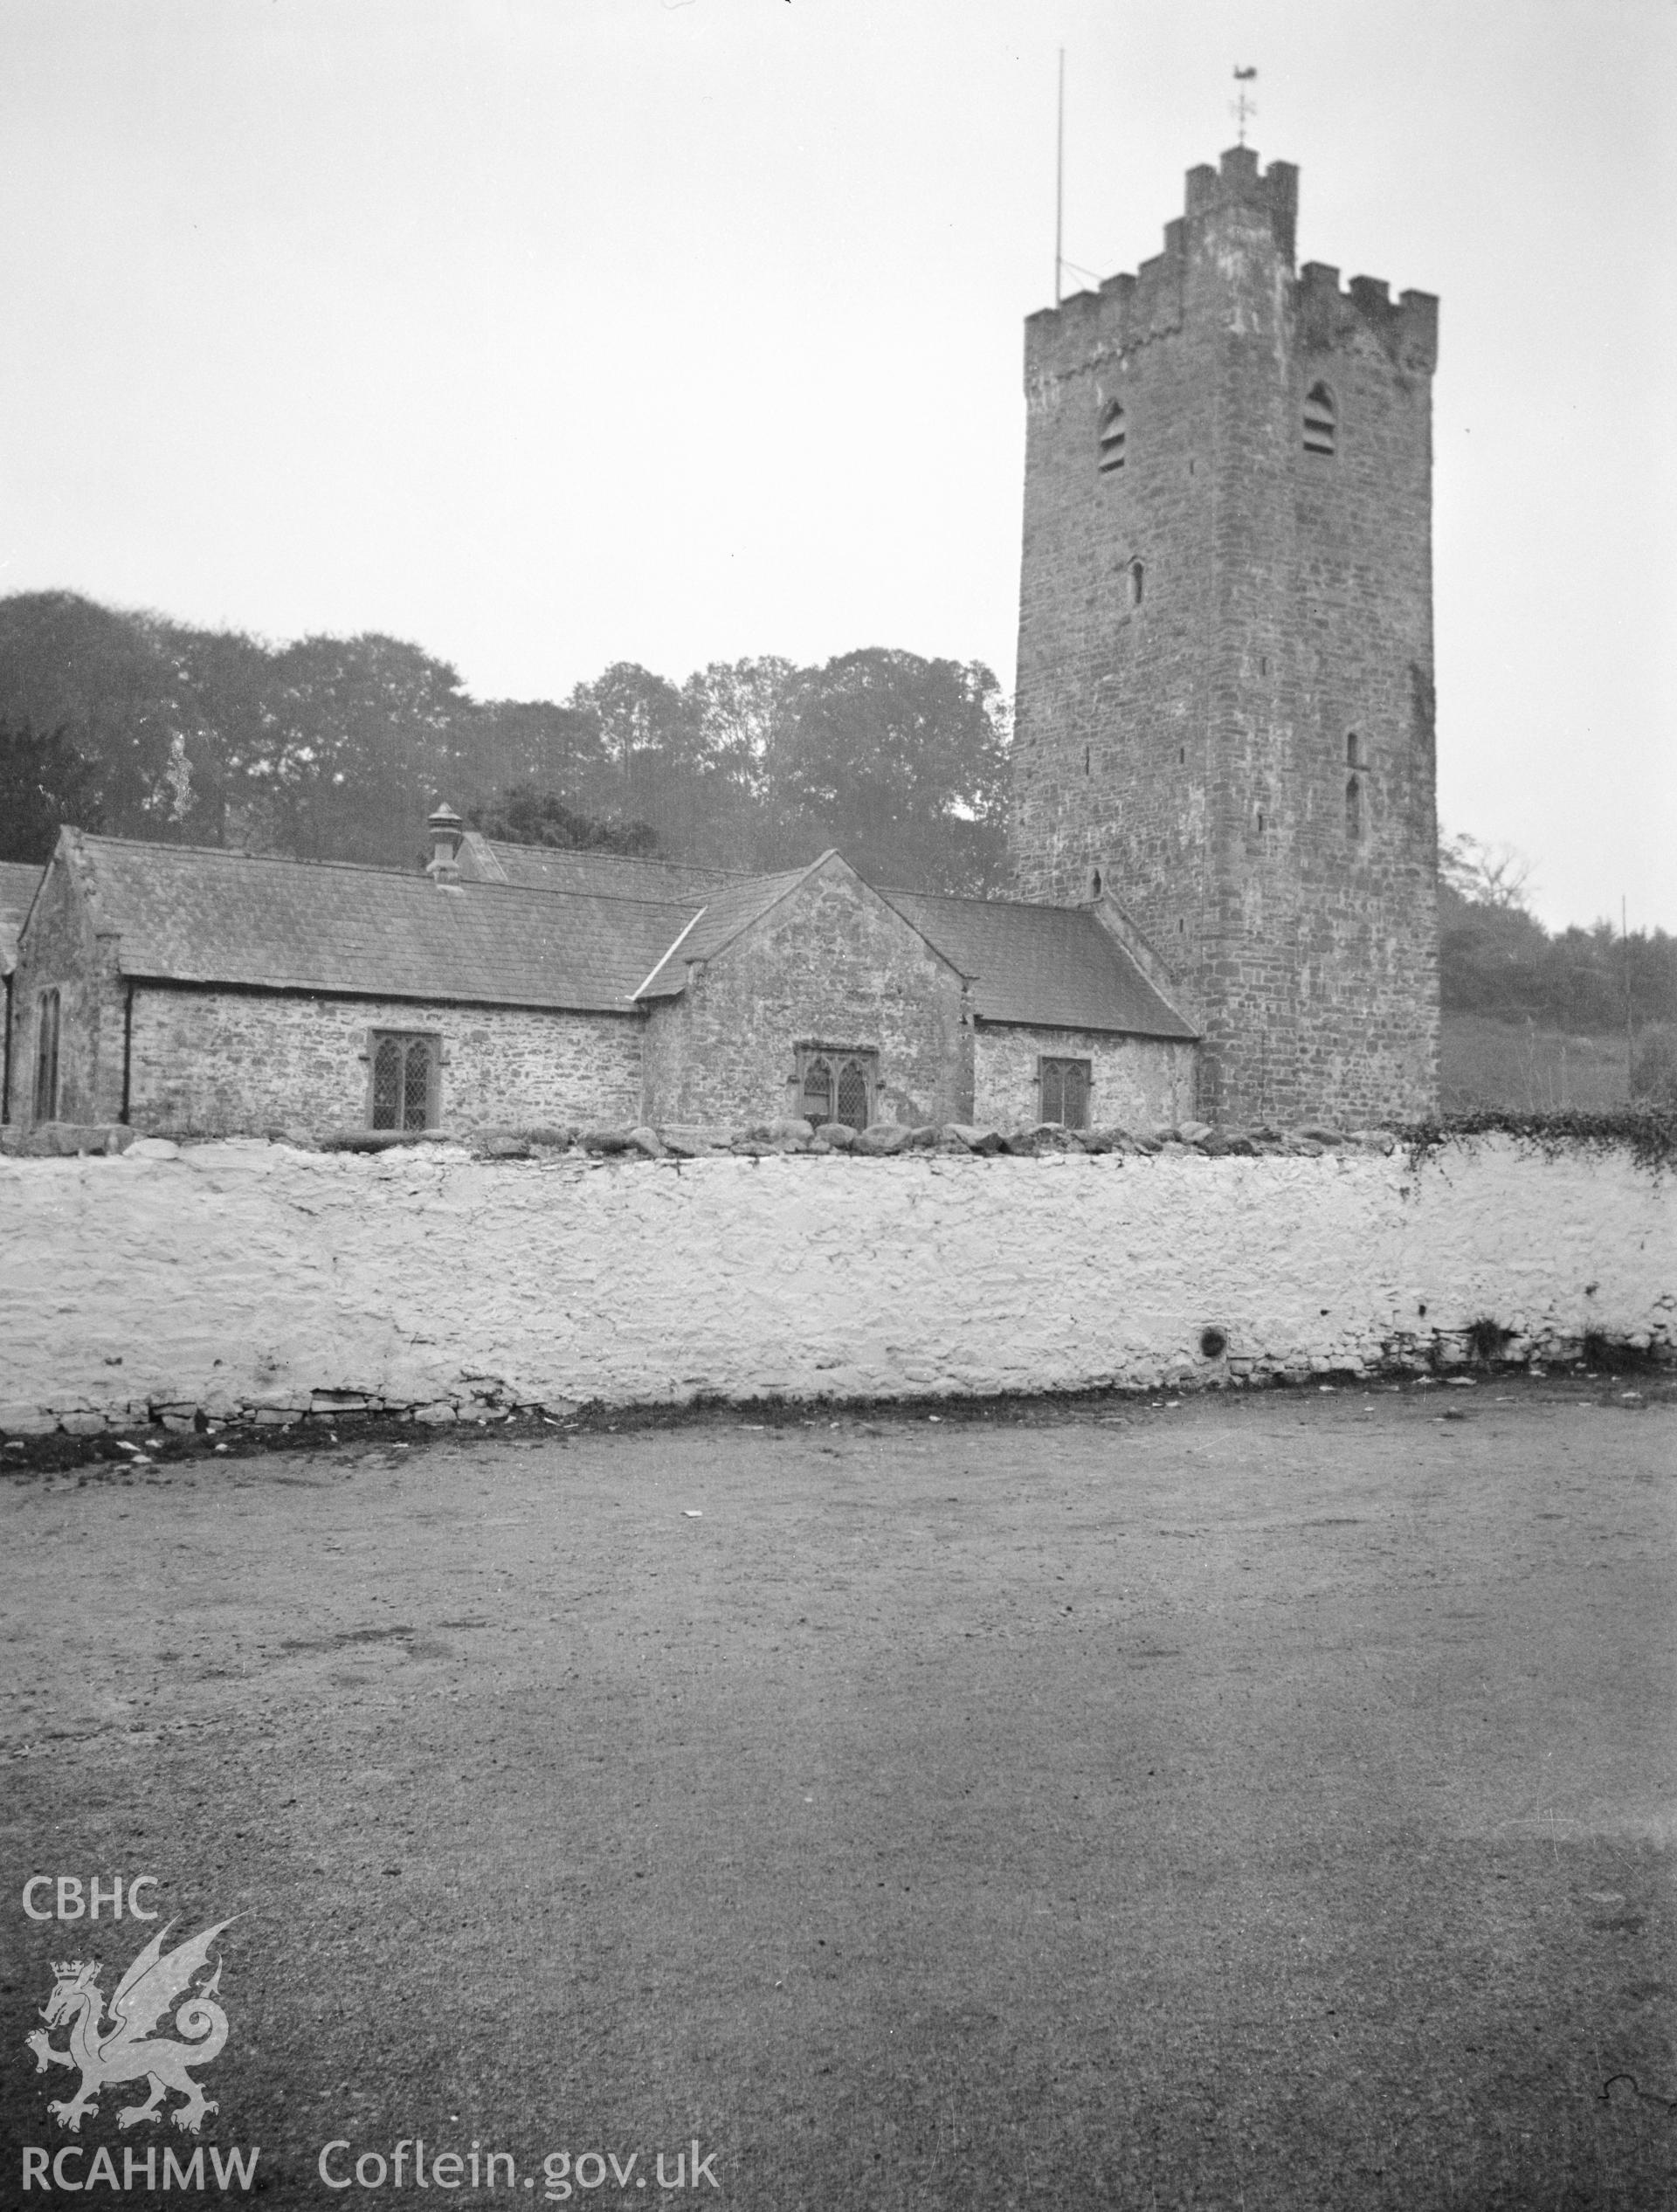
3,1135,1667,1434
641,861,971,1128
972,1026,1193,1129
127,988,645,1135
5,851,126,1127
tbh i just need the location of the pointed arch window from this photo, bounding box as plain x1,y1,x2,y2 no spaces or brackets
1345,774,1363,844
1097,399,1126,472
1304,381,1337,456
800,1055,833,1125
835,1060,871,1131
797,1044,877,1133
1039,1057,1091,1130
369,1030,440,1130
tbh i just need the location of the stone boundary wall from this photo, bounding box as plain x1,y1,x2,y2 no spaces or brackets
1,1134,1670,1437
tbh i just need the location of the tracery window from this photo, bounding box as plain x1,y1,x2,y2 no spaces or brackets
796,1044,877,1133
800,1055,833,1125
369,1030,440,1131
835,1059,871,1131
1039,1055,1091,1130
1097,399,1126,472
1304,381,1337,456
33,988,59,1122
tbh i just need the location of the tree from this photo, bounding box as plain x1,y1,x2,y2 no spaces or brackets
681,656,797,783
0,719,104,861
257,632,473,865
152,621,281,851
769,648,1011,893
466,784,658,858
680,657,797,868
569,663,696,822
1438,830,1536,911
0,588,1025,895
0,590,196,838
565,661,752,861
457,698,611,822
1437,826,1677,1034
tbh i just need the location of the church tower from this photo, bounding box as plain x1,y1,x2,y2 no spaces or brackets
1011,147,1439,1126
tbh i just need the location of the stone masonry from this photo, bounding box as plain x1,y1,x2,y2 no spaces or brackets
6,847,646,1135
9,845,121,1127
641,858,972,1127
1011,146,1439,1126
972,1025,1192,1132
128,989,644,1136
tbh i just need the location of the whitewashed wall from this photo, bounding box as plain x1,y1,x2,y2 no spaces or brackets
1,1136,1671,1434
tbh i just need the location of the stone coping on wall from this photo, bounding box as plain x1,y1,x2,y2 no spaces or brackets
5,1106,1673,1168
1,1114,1395,1162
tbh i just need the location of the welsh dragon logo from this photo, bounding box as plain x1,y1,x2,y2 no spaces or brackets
26,1920,232,2136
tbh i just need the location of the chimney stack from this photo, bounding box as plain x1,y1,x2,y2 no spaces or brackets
426,803,464,885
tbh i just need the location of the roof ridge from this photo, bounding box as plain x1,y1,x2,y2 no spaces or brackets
77,832,707,913
78,832,424,883
79,829,844,912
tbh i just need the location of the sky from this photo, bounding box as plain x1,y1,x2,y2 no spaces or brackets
1,0,1672,932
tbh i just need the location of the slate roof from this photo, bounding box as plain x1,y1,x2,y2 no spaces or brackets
64,835,690,1014
33,832,1193,1037
633,864,825,999
0,860,45,975
880,888,1197,1038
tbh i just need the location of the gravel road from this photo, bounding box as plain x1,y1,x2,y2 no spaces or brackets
3,1378,1673,2209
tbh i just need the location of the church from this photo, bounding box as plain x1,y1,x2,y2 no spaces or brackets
2,144,1438,1144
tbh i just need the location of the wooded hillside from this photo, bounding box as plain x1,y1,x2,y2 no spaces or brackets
3,589,1671,1093
0,591,1008,895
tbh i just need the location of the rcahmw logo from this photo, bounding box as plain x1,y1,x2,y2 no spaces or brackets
19,1880,259,2195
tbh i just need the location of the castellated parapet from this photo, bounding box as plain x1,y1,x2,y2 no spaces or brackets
1012,146,1441,1127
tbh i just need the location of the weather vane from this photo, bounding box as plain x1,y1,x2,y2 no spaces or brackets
1232,65,1258,147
